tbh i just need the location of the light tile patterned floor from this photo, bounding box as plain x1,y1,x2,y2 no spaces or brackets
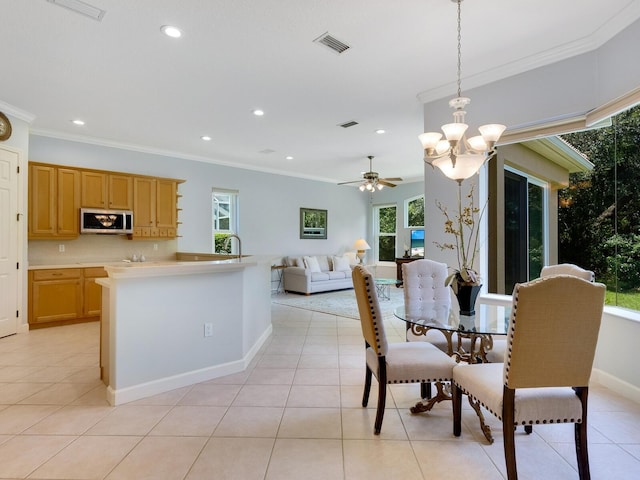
0,304,639,479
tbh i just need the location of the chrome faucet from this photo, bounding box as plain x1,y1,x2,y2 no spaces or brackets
223,234,242,259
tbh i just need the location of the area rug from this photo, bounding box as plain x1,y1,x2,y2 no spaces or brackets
272,286,404,319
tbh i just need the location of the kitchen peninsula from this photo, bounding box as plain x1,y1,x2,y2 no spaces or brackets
97,256,273,405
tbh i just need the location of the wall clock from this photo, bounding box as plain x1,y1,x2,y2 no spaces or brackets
0,112,12,141
0,112,11,142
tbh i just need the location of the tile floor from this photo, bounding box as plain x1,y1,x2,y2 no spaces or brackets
1,303,639,479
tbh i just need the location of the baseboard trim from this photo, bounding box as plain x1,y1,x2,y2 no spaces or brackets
107,324,273,406
592,368,640,404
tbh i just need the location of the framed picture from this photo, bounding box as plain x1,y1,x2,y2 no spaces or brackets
300,208,327,239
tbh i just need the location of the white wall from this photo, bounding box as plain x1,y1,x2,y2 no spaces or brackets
28,135,369,261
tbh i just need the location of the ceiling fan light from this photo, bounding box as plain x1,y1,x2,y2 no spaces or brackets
376,183,384,190
359,184,366,191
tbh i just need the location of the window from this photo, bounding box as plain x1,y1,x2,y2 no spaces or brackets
405,195,425,228
374,204,397,262
504,169,548,293
212,189,238,253
560,104,640,310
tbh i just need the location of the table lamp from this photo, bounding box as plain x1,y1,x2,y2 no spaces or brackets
353,238,371,264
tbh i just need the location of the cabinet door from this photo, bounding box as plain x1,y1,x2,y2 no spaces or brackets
133,177,156,236
83,267,107,317
81,171,107,208
156,180,176,230
31,269,82,324
57,168,80,236
29,164,56,236
108,174,133,210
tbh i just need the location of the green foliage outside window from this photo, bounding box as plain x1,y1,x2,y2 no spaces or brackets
378,206,396,261
560,105,640,308
407,196,424,227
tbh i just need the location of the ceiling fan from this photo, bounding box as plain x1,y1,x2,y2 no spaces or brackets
338,156,403,191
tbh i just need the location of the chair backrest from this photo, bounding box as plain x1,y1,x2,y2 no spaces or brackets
402,259,451,318
352,265,388,356
541,263,594,282
504,275,605,389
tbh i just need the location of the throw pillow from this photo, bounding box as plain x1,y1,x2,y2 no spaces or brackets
332,255,351,272
303,255,321,273
316,255,330,272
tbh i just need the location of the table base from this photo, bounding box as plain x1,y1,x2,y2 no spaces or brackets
409,323,498,443
409,381,451,414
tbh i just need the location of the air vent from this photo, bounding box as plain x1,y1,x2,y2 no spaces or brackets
259,149,276,154
47,0,106,21
338,120,359,129
313,32,350,54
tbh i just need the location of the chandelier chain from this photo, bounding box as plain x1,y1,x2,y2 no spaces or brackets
456,0,462,99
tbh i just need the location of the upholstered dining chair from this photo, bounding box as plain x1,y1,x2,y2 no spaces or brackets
402,259,455,354
485,263,595,364
452,275,606,480
352,265,456,434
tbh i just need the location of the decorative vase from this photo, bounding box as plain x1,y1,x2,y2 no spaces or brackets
454,282,482,316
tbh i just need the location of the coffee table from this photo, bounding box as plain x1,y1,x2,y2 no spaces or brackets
374,278,400,300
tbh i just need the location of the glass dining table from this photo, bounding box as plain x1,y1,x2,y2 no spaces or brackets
394,302,511,443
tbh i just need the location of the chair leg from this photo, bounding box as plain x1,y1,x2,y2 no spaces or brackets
362,365,372,407
373,359,387,435
452,382,462,437
421,381,432,399
574,387,591,480
502,387,517,480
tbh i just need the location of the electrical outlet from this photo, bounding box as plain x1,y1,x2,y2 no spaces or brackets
204,323,213,337
153,243,158,251
58,244,65,253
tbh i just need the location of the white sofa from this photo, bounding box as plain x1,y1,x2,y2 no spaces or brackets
283,254,355,295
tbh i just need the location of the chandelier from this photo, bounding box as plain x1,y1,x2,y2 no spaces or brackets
419,0,506,183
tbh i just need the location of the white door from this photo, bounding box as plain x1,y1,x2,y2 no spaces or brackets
0,147,19,338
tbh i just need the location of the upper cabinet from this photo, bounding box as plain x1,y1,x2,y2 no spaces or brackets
29,162,183,240
29,164,80,238
81,171,133,210
133,177,178,238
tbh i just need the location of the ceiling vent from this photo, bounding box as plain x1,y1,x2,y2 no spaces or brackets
259,149,276,154
47,0,106,21
313,32,350,54
338,120,359,129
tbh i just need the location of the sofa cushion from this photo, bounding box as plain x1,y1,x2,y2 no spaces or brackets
316,255,331,272
310,272,330,281
328,271,348,280
332,255,351,272
304,256,321,273
286,256,304,267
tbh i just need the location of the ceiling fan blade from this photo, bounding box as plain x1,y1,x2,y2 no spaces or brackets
337,180,362,185
378,179,397,188
381,177,403,182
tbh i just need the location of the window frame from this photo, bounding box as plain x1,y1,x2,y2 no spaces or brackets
212,188,239,253
374,203,397,265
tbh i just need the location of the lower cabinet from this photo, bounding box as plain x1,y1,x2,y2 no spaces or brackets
29,267,107,328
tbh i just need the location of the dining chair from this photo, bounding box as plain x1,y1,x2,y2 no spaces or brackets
352,265,456,434
452,275,606,480
402,259,455,354
485,263,595,364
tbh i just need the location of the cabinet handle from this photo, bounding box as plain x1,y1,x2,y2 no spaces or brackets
52,273,62,276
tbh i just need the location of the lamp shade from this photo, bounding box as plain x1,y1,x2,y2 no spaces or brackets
432,154,486,182
353,238,371,251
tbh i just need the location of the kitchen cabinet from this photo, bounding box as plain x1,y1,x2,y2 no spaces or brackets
29,164,80,238
29,266,108,328
133,177,178,238
81,171,133,210
83,267,107,317
29,268,83,326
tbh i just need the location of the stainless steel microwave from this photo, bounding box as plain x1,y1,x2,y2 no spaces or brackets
80,208,133,234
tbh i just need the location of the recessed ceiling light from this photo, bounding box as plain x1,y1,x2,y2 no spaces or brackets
252,109,265,116
71,119,85,126
285,156,293,160
375,129,386,134
201,136,212,141
161,25,182,38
